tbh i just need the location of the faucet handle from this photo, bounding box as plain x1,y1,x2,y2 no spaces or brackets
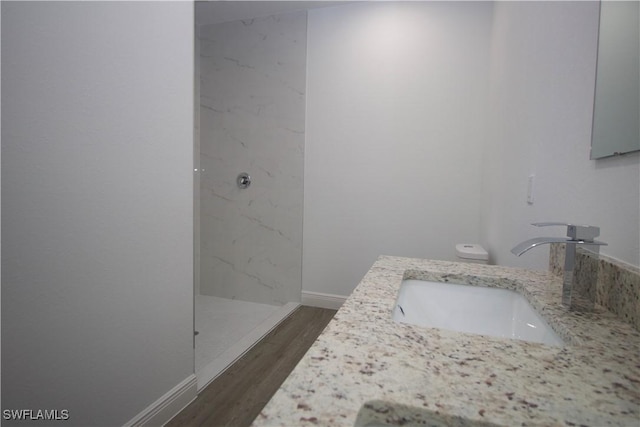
531,222,601,242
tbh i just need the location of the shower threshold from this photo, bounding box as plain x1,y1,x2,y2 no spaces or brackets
195,296,299,391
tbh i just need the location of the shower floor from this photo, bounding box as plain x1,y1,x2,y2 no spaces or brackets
195,294,299,390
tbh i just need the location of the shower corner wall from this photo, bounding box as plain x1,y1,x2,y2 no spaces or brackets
197,11,306,308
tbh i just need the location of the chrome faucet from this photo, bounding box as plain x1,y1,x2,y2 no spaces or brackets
511,222,607,309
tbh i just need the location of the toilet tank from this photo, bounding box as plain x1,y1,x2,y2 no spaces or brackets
455,244,489,264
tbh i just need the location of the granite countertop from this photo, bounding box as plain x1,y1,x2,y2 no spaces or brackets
253,256,640,426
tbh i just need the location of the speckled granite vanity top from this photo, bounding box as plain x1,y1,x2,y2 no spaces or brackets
253,256,640,426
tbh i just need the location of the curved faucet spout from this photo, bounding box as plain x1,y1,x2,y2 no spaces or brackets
511,237,571,256
511,223,607,310
511,237,608,257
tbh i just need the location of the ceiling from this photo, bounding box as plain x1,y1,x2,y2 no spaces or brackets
195,1,352,26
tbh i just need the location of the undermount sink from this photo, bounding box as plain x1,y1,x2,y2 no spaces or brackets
393,279,564,346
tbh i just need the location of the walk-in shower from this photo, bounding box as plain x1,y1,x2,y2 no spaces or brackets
194,5,306,389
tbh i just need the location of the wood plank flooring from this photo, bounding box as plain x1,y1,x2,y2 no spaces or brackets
167,305,337,427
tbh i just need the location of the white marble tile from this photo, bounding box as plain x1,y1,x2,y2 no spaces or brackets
198,11,306,305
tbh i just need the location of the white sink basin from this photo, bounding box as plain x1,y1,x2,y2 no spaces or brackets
393,279,563,346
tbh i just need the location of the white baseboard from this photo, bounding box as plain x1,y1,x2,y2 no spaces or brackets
301,291,347,310
124,374,197,427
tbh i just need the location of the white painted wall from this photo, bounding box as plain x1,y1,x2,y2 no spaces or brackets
302,1,639,298
1,2,194,426
481,1,640,270
303,2,493,296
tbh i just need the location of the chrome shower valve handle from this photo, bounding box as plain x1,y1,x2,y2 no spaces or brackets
237,172,251,189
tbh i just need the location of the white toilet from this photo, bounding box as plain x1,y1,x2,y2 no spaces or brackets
455,244,489,264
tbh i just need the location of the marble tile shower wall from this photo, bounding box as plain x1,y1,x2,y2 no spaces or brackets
550,243,640,331
199,12,306,305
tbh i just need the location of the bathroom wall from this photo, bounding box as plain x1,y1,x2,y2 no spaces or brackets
199,12,305,305
481,1,640,270
2,2,194,425
303,2,493,297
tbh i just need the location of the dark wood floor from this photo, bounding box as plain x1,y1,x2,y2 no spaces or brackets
167,305,337,427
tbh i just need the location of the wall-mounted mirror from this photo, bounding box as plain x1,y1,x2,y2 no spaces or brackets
590,0,639,159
